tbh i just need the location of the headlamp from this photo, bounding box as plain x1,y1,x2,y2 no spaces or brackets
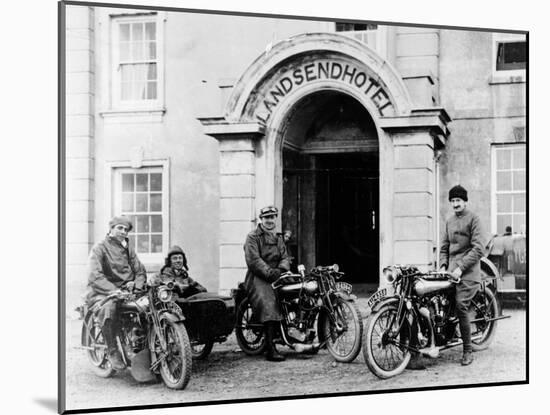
158,286,173,302
383,267,395,283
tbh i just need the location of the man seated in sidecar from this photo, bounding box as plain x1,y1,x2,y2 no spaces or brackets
153,245,236,359
152,245,207,299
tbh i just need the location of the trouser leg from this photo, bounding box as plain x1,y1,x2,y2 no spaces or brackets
102,319,117,350
264,320,285,362
455,280,480,353
100,300,126,370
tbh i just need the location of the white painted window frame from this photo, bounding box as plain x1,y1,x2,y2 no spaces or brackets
490,143,526,235
491,32,526,82
110,12,165,111
106,159,170,265
335,24,388,59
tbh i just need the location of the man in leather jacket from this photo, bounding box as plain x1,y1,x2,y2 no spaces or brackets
243,206,290,361
87,216,147,370
440,185,486,366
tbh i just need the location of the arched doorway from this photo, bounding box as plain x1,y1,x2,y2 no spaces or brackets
280,91,379,285
199,33,450,294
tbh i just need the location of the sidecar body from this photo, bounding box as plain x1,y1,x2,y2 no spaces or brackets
176,292,236,359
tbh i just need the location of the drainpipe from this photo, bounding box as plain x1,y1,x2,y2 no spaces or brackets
434,150,442,268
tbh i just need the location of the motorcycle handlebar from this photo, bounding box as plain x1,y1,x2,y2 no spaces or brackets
426,271,461,284
98,290,132,307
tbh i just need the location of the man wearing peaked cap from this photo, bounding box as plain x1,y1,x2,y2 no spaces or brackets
86,215,147,370
243,205,290,361
259,205,278,218
440,185,486,366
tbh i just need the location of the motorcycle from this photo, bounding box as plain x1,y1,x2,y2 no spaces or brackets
79,281,192,389
176,291,236,360
363,265,509,379
234,264,363,362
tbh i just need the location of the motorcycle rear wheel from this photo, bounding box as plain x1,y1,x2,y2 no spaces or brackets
191,340,214,360
319,299,363,363
363,304,411,379
82,313,115,378
151,314,192,390
470,286,500,351
235,299,266,355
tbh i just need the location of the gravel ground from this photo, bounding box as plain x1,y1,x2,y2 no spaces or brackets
63,300,526,412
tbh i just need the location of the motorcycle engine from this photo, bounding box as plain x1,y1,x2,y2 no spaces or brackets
426,295,451,345
125,322,147,355
283,298,317,342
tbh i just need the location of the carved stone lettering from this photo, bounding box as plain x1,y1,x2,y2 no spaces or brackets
255,59,395,125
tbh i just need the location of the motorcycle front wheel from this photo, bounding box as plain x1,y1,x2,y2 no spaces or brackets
363,304,411,379
470,285,500,351
235,299,266,355
151,314,192,390
81,313,115,378
319,299,363,363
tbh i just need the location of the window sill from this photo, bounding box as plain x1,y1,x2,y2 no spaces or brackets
100,108,166,124
489,74,526,85
143,261,162,274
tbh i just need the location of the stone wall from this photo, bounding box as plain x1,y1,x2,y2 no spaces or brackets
65,5,95,313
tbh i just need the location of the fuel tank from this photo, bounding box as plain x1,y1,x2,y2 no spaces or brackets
279,283,304,293
414,278,452,296
278,280,318,294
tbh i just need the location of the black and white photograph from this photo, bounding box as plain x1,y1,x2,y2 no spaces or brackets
57,0,531,412
4,0,542,414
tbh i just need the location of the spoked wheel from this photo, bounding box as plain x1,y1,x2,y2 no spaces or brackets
81,313,115,378
319,299,363,363
363,304,411,379
151,314,192,390
191,340,214,360
469,285,500,351
235,299,266,355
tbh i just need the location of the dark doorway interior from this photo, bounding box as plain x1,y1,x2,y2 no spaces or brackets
281,91,379,287
315,153,379,284
282,152,379,284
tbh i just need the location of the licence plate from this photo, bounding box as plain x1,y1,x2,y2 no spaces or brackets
366,288,388,309
336,282,352,295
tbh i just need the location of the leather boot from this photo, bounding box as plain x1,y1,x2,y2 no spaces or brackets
461,351,474,366
265,322,285,362
102,319,126,370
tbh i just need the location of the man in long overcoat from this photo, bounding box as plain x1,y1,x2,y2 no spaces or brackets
87,215,147,369
243,206,290,361
440,185,486,366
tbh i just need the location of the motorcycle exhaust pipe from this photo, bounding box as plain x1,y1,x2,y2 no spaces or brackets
418,307,440,358
293,343,321,353
279,323,320,353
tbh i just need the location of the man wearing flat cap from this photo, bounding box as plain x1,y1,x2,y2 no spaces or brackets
86,215,147,369
243,205,290,361
440,185,486,366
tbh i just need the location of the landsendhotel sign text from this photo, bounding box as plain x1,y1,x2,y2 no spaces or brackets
255,60,395,125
